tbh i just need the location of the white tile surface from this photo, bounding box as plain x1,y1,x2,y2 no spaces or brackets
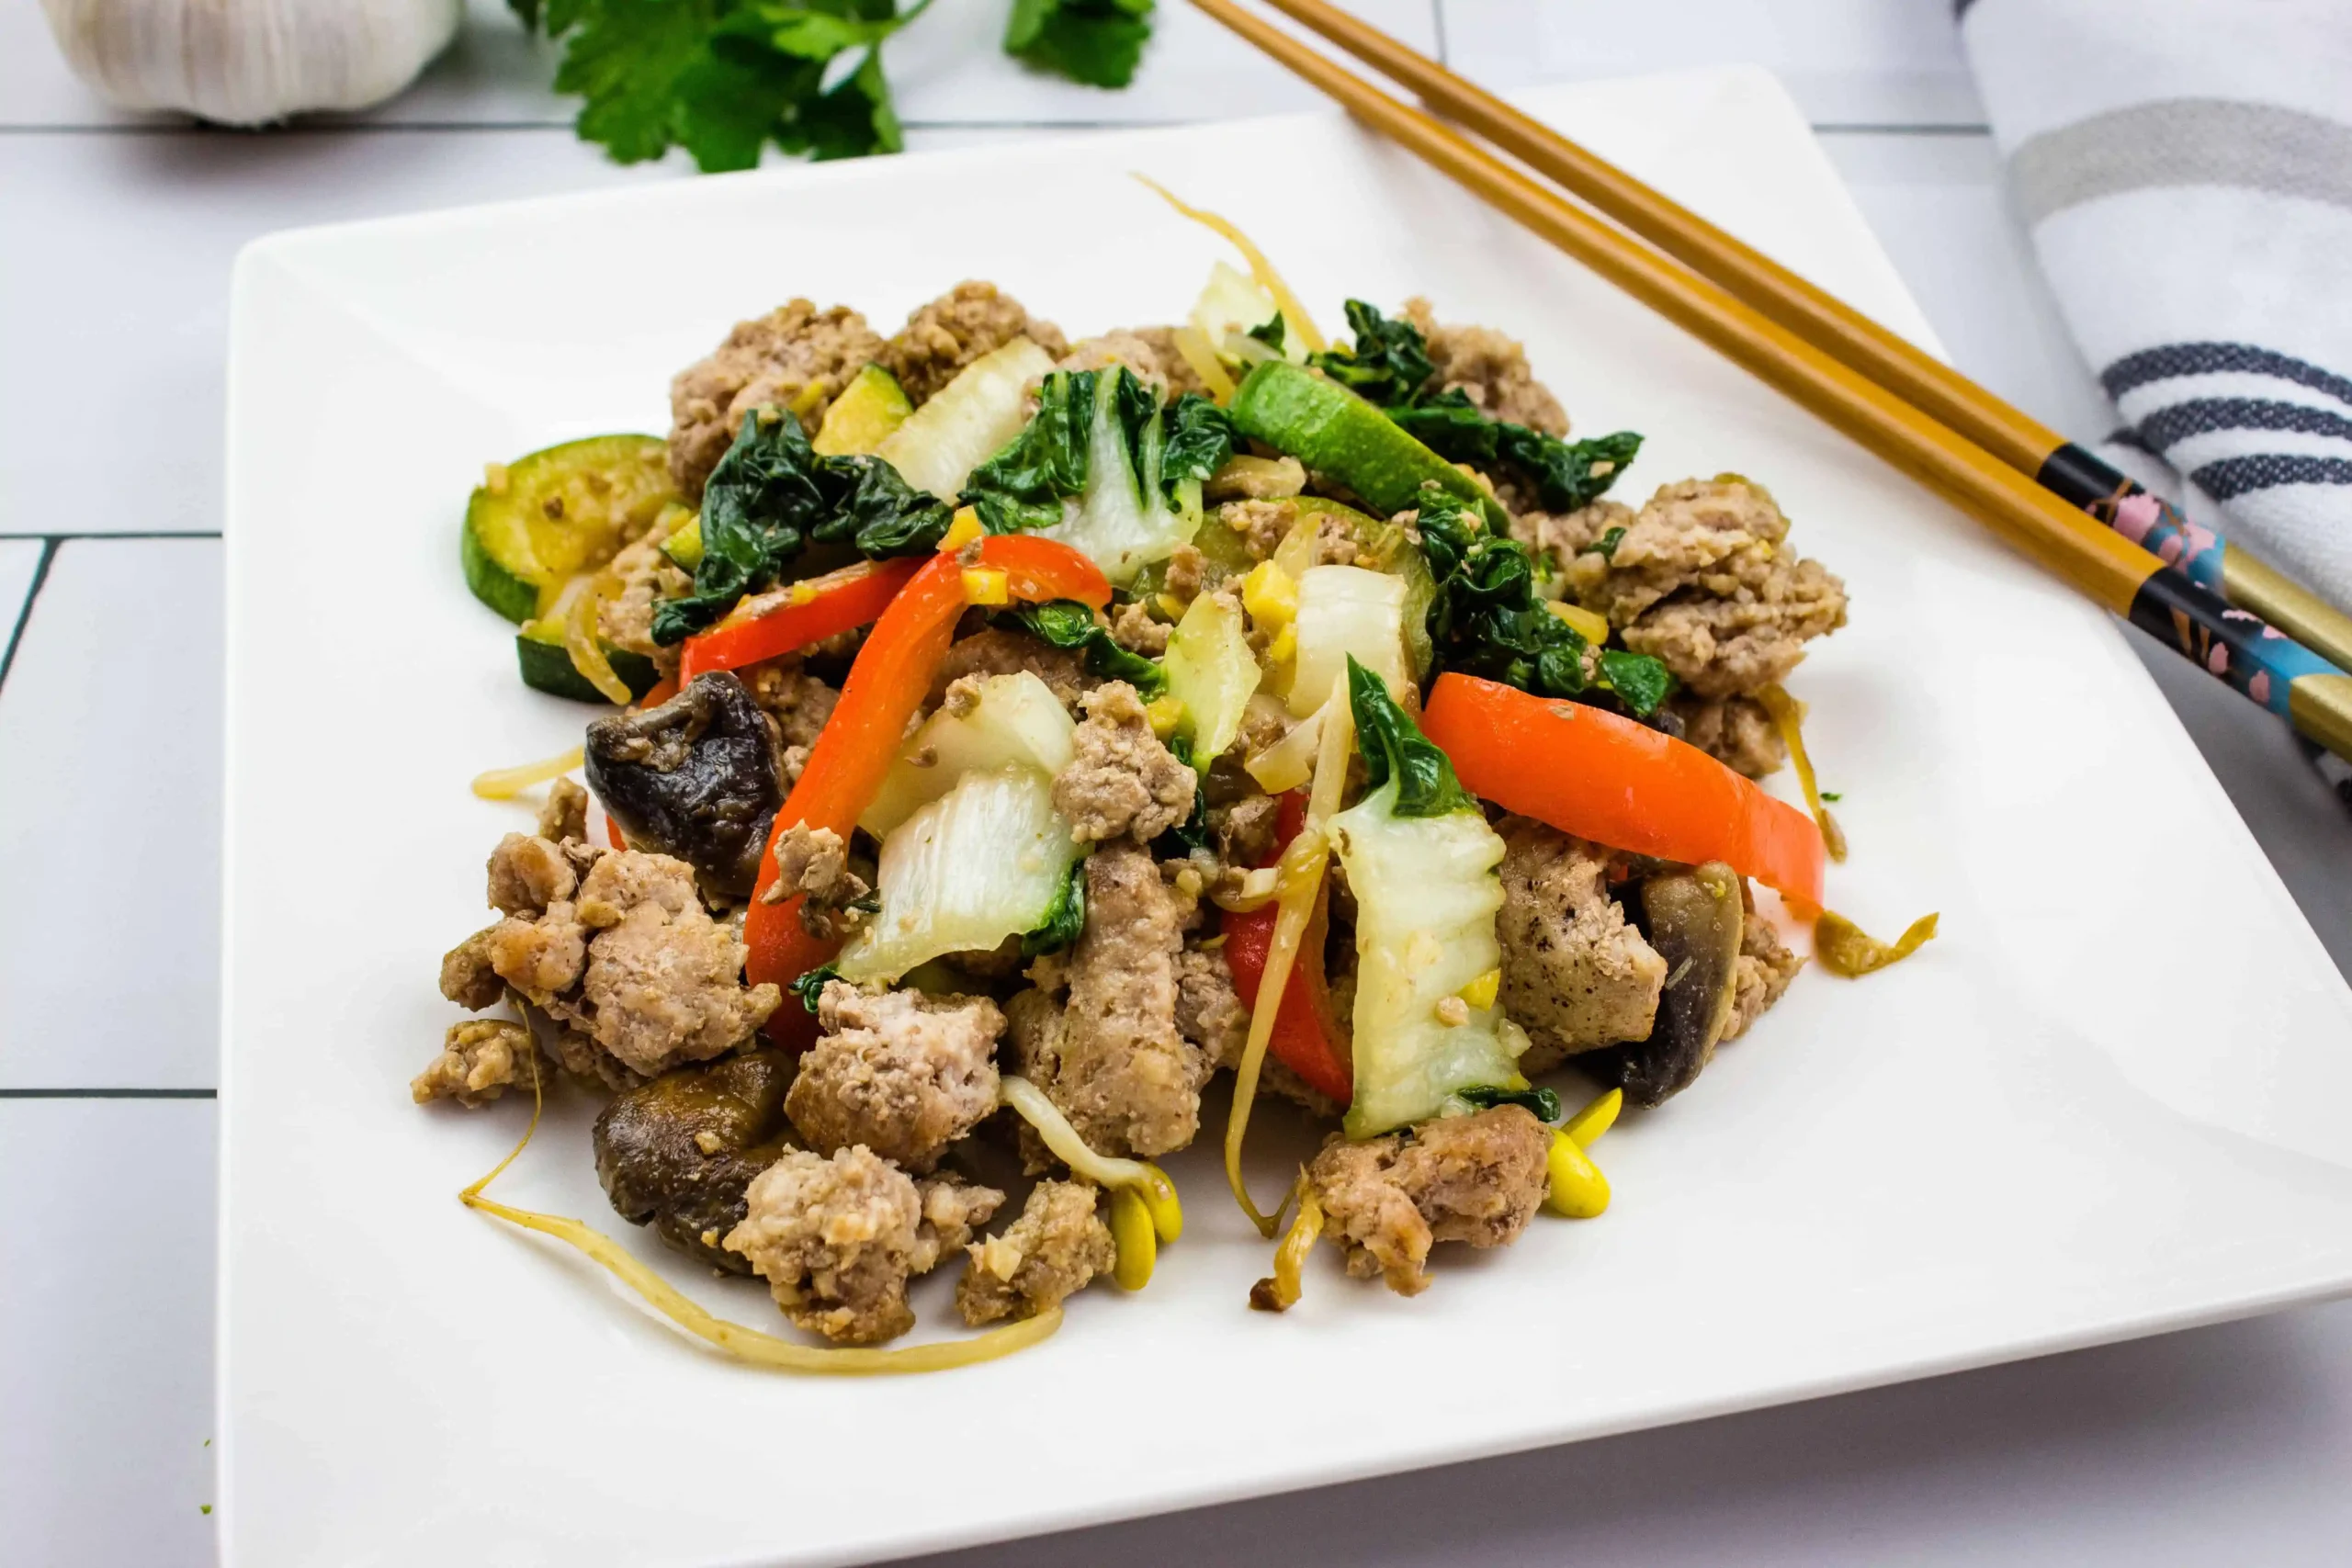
0,1099,219,1567
0,130,683,536
0,539,221,1089
1442,0,1984,126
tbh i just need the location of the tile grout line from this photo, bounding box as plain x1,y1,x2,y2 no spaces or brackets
0,537,59,696
0,530,223,542
0,1088,217,1099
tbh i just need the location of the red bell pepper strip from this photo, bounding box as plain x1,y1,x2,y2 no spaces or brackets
1220,791,1353,1104
678,558,922,683
743,536,1113,1043
1421,673,1826,906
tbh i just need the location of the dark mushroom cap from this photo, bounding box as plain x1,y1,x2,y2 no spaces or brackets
584,671,784,900
592,1048,796,1272
1585,861,1743,1107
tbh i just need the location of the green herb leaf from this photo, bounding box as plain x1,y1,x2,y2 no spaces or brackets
788,964,842,1013
1022,859,1090,958
1819,791,1842,803
1456,1084,1563,1122
1348,655,1476,818
1003,0,1155,88
1001,601,1170,698
527,0,915,174
1245,311,1287,353
650,407,951,643
1594,524,1627,559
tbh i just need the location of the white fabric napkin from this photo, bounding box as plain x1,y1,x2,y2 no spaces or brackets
1958,0,2352,615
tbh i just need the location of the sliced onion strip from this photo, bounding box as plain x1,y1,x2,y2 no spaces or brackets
461,1073,1060,1374
1134,175,1327,352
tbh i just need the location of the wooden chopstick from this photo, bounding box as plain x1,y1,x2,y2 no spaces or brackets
1246,0,2352,680
1186,0,2352,762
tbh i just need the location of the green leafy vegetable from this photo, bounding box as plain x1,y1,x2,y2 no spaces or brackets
1594,524,1627,559
964,367,1220,583
1597,648,1675,716
963,369,1096,535
1414,489,1675,719
789,964,841,1013
1456,1085,1563,1122
1245,312,1287,353
1001,601,1169,698
1022,860,1089,958
973,371,1227,522
650,406,951,643
1819,791,1843,803
1307,299,1434,404
516,0,1151,171
1003,0,1154,87
1347,656,1476,818
1308,299,1642,513
1158,393,1238,504
1150,736,1213,858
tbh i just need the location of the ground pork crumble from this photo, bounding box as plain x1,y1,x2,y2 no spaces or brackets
668,299,886,500
956,1179,1114,1326
928,628,1095,714
1008,841,1209,1159
1307,1105,1552,1296
1559,477,1849,700
1400,297,1569,435
786,981,1005,1172
432,811,781,1090
1052,681,1196,846
1495,818,1667,1073
1667,694,1786,778
725,1146,1004,1346
880,281,1069,406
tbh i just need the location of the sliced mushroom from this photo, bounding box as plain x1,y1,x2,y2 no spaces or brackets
592,1047,796,1273
1586,861,1743,1106
584,671,783,899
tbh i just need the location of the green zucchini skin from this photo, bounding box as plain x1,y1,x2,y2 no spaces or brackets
1227,363,1508,529
464,517,540,624
462,434,676,625
514,626,662,705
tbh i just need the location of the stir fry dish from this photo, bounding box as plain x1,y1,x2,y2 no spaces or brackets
420,207,1930,1369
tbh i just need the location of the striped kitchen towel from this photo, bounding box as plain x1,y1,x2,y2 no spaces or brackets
1958,0,2352,615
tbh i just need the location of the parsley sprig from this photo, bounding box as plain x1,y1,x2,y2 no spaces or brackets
513,0,1157,171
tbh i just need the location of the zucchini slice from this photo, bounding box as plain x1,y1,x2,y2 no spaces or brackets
1227,362,1508,529
812,365,914,457
463,434,679,624
515,617,662,705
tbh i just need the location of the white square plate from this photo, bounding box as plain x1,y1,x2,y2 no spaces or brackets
220,66,2352,1568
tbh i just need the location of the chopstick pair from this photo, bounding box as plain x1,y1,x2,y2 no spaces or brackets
1187,0,2352,764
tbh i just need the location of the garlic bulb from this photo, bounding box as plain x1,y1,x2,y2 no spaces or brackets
40,0,462,125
